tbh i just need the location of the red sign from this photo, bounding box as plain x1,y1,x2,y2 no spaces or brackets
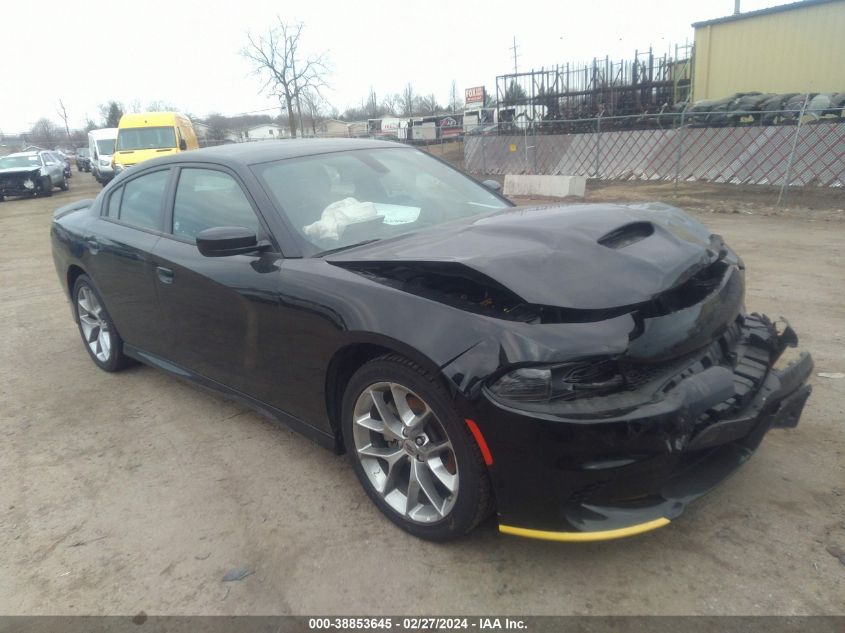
465,86,485,106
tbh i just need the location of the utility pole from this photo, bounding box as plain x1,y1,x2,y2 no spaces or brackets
510,36,520,74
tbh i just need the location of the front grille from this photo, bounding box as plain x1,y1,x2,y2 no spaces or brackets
618,316,774,431
619,321,742,392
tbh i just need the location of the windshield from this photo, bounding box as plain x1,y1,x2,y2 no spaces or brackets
0,155,41,169
77,148,89,157
253,147,510,254
96,139,116,155
116,126,176,151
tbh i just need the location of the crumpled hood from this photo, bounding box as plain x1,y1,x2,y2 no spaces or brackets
329,202,723,310
0,167,41,176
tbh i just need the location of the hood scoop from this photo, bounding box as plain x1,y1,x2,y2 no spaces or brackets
598,221,654,249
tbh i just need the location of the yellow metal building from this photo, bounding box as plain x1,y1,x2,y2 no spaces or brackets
692,0,845,101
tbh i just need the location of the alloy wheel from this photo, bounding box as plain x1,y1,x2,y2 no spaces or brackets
352,382,459,523
77,286,112,363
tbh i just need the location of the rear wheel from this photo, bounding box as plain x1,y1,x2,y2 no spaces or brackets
342,354,493,540
72,274,131,372
59,176,69,191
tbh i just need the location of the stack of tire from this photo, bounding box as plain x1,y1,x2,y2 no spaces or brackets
684,92,845,127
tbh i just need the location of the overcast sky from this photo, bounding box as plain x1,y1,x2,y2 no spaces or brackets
1,0,781,132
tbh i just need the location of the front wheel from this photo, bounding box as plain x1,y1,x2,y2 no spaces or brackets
72,275,131,372
40,177,53,196
342,354,493,541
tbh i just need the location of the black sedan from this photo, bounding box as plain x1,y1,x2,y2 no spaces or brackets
50,139,813,541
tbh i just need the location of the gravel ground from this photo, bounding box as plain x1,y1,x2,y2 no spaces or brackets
1,170,843,615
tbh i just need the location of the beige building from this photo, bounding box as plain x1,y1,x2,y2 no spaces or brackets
692,0,845,101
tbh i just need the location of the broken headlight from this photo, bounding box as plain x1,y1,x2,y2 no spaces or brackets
489,359,623,403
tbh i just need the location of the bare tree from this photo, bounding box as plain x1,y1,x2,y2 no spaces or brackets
448,80,462,114
98,101,124,127
381,93,401,117
56,100,72,143
30,118,62,148
243,19,330,138
147,100,176,112
419,93,440,115
366,88,379,118
402,83,415,116
301,88,327,136
205,113,233,142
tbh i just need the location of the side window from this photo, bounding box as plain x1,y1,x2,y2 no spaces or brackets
172,168,262,241
118,169,169,231
106,186,123,218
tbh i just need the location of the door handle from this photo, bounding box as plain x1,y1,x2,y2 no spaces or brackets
156,266,174,284
84,236,100,253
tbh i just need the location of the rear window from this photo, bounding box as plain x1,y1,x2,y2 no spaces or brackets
115,169,170,230
117,127,176,151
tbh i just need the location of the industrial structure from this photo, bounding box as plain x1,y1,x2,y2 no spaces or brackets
692,0,845,101
494,45,692,122
491,0,844,124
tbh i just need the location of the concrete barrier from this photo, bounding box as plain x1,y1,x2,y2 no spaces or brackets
503,174,587,198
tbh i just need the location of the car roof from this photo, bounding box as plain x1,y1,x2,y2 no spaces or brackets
167,138,410,167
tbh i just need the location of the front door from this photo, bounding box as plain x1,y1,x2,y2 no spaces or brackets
151,166,286,406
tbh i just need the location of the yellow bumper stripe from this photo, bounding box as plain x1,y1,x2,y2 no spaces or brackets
499,517,670,542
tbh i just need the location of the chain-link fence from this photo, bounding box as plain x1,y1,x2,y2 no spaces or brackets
462,108,845,205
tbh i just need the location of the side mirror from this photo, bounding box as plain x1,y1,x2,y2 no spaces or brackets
196,226,261,257
482,179,502,192
179,139,187,150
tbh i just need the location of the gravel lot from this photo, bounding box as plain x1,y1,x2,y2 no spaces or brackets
1,170,843,615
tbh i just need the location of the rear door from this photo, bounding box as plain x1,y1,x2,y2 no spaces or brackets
151,165,286,404
83,167,172,356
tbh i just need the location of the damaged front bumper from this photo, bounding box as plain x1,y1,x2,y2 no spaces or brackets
0,172,40,197
470,313,813,541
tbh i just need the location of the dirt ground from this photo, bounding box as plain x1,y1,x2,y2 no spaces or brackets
1,170,843,616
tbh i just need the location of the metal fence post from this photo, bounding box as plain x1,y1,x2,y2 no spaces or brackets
480,127,486,176
594,112,602,178
673,102,689,197
533,120,539,175
777,94,810,208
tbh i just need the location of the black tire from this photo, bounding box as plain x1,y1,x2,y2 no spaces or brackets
341,354,493,541
72,274,132,372
40,177,53,196
59,176,69,191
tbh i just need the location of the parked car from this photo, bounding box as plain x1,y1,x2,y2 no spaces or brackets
0,150,69,200
50,139,813,541
51,150,73,179
75,148,91,172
